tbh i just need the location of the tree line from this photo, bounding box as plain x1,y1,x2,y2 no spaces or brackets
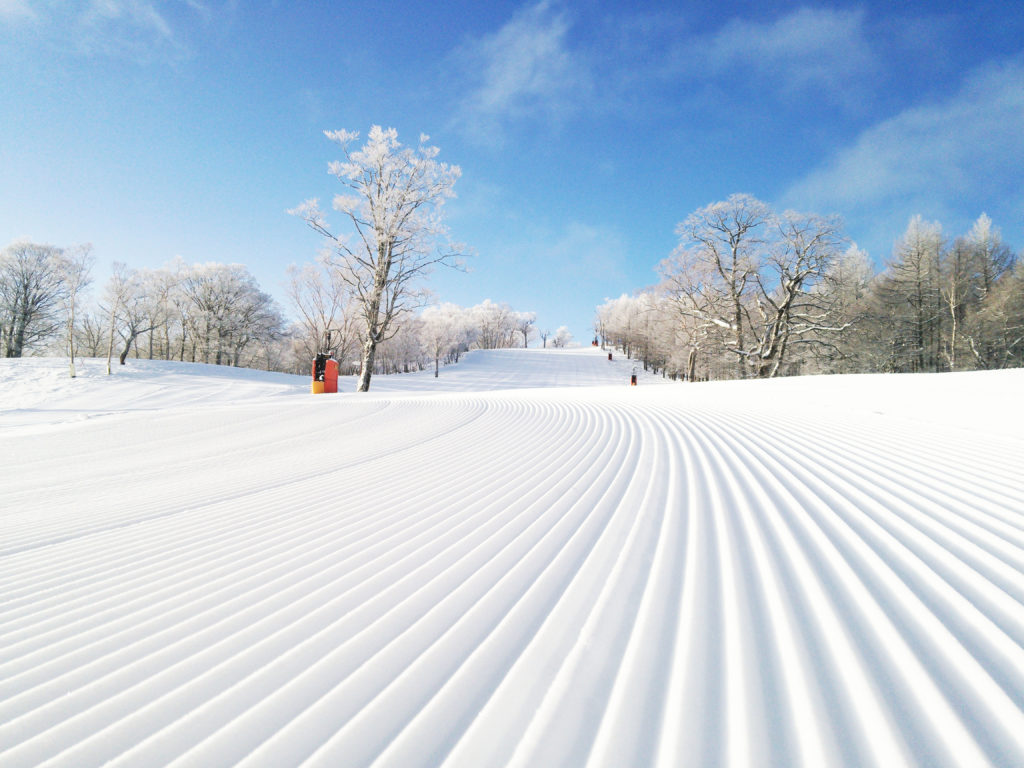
595,194,1022,381
0,246,289,373
0,239,547,378
10,124,1018,387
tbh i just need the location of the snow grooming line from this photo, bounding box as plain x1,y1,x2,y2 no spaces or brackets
1,351,1023,767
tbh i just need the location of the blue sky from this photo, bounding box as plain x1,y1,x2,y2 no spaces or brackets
2,0,1022,344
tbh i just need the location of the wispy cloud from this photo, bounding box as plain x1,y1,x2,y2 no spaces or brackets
2,0,211,62
451,0,592,143
449,5,880,141
78,0,183,59
0,0,35,20
684,7,875,104
783,57,1024,254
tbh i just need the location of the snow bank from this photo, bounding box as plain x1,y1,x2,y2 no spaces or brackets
2,350,1023,767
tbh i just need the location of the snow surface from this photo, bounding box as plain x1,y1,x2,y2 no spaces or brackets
2,349,1023,767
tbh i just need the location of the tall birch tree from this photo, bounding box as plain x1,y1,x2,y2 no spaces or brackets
56,244,94,378
293,126,462,392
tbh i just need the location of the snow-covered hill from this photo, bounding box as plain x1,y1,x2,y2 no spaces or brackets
2,350,1023,767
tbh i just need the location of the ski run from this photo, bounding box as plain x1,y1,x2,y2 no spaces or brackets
2,348,1023,767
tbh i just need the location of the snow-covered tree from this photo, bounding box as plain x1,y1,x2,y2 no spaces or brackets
375,317,425,375
743,211,847,378
74,309,106,358
662,198,849,379
0,240,67,357
967,213,1015,302
872,216,944,372
515,311,536,348
813,243,875,373
970,259,1024,368
671,194,772,379
551,325,573,348
105,265,161,368
286,256,359,368
55,244,93,377
104,262,130,374
292,126,463,392
182,263,283,367
471,299,518,349
962,214,1017,368
940,237,974,370
420,302,464,377
131,265,180,361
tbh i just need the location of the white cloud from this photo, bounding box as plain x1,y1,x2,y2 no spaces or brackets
693,7,875,100
2,0,210,61
447,6,876,141
452,1,591,142
784,57,1024,254
0,0,35,20
78,0,180,58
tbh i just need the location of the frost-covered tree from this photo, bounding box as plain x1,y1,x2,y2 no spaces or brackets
744,211,847,377
967,213,1015,302
962,214,1017,368
0,240,67,357
472,299,518,349
103,265,159,368
55,244,93,377
76,310,106,358
663,197,847,378
595,292,686,377
814,244,875,373
551,325,573,348
971,260,1024,368
596,294,644,360
515,311,536,348
873,216,944,372
670,194,773,378
286,256,359,368
182,263,283,367
600,204,1018,378
940,237,974,370
104,262,130,374
420,303,465,377
133,266,182,361
293,126,463,392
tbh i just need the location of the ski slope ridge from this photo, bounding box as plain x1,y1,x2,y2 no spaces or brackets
1,349,1023,767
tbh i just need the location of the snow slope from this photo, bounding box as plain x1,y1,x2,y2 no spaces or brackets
2,350,1023,767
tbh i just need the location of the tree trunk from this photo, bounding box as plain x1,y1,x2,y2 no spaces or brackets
733,298,745,379
10,321,26,358
68,298,77,378
119,332,136,365
106,303,118,375
356,245,392,393
948,296,958,370
357,336,376,392
687,348,696,382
